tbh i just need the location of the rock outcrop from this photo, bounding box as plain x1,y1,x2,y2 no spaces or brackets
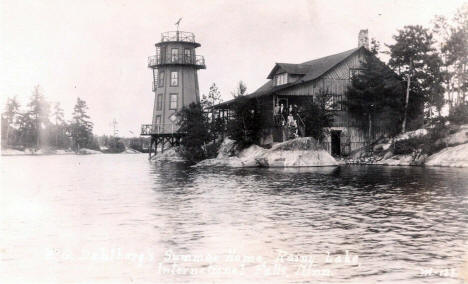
425,143,468,167
195,137,337,168
151,147,185,162
256,137,337,167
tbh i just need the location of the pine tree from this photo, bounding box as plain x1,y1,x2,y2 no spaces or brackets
51,102,68,148
387,25,445,131
201,83,224,141
2,97,20,147
70,97,93,151
345,54,404,138
433,4,468,110
27,85,50,148
231,81,248,98
177,103,211,162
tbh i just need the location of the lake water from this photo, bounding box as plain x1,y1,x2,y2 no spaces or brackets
1,154,467,283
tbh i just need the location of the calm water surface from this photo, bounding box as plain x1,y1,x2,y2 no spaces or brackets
1,154,467,283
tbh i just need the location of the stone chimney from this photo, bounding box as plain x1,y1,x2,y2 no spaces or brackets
358,29,369,49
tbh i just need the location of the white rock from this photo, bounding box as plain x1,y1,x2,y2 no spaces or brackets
216,137,237,159
151,147,185,161
256,149,337,167
78,148,102,154
445,128,468,146
394,129,428,142
425,143,468,167
1,149,27,156
196,137,337,168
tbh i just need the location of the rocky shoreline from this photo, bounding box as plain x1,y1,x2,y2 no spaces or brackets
345,126,468,168
149,125,468,168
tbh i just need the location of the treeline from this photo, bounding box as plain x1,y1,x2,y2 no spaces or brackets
347,4,468,139
1,85,149,153
1,85,97,151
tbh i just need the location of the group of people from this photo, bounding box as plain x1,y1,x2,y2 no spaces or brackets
274,101,301,139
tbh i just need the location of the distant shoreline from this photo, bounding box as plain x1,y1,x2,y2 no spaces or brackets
1,148,143,156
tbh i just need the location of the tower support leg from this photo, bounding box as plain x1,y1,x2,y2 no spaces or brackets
148,137,154,160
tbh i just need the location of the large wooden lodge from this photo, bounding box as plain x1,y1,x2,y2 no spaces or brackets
214,30,411,156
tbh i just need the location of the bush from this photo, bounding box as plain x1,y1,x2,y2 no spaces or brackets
393,137,425,155
393,120,449,156
297,95,334,142
103,137,125,153
177,103,211,163
448,103,468,125
226,96,262,149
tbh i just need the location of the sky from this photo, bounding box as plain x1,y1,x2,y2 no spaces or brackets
1,0,465,136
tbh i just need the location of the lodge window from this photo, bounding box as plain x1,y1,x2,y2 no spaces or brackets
171,48,179,62
275,73,288,86
155,115,161,125
169,93,178,110
170,71,178,86
349,68,364,79
325,94,343,111
184,49,192,63
156,94,163,110
158,71,164,87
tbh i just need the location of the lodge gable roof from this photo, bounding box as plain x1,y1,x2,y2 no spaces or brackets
214,46,371,108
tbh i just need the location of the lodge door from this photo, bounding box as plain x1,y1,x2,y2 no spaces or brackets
331,130,341,156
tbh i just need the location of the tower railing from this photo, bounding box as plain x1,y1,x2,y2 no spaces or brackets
160,31,196,43
147,54,205,68
141,123,179,135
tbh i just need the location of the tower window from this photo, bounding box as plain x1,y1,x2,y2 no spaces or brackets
156,47,161,61
274,73,288,86
171,48,179,62
157,94,163,110
170,71,178,86
153,69,158,90
169,93,178,110
184,49,192,63
158,71,164,86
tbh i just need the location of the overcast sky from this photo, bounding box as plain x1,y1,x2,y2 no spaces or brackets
1,0,465,136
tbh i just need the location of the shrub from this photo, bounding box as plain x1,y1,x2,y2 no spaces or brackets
297,94,334,142
448,103,468,125
177,103,211,163
226,96,262,149
393,137,425,155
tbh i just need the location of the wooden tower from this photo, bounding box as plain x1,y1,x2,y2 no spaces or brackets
141,29,206,157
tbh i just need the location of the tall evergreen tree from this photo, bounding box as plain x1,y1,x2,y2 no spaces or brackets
27,85,50,148
70,97,93,151
387,25,445,131
433,4,468,110
345,54,404,138
177,103,211,162
231,81,248,98
2,97,20,147
201,83,224,141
